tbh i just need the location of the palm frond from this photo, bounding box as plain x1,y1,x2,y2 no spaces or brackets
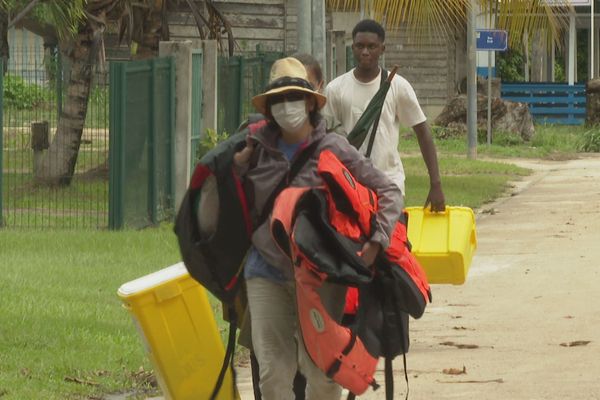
326,0,571,51
36,0,86,38
493,0,571,50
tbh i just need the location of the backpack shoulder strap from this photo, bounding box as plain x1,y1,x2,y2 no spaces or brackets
209,306,238,400
256,139,321,227
365,68,388,158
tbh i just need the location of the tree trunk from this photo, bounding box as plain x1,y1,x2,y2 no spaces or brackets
587,79,600,127
0,9,9,73
132,0,168,60
36,30,94,186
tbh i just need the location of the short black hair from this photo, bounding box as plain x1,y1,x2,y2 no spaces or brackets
352,19,385,42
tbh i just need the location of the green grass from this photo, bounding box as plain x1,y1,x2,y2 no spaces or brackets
2,174,108,228
0,226,181,400
400,124,598,160
403,155,529,208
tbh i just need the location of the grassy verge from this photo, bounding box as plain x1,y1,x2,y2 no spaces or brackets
0,226,180,399
403,155,529,208
401,124,597,160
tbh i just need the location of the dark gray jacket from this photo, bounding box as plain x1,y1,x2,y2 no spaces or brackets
236,119,403,280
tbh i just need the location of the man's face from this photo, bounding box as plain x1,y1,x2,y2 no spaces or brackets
352,32,384,70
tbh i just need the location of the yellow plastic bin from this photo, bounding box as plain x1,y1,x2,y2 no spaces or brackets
117,262,238,400
405,206,477,285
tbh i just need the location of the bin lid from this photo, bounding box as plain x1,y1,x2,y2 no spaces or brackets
118,262,188,296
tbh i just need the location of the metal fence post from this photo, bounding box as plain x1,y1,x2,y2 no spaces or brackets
238,56,246,127
108,62,126,230
56,50,63,116
169,56,176,216
150,59,158,225
0,61,3,227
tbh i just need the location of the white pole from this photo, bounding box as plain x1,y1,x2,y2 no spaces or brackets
487,51,492,146
467,0,477,159
569,12,576,85
298,0,312,54
592,0,595,79
312,0,326,79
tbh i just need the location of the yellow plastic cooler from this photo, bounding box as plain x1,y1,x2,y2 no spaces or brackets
117,262,237,400
405,206,477,285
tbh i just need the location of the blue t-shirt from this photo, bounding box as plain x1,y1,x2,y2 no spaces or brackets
244,137,303,282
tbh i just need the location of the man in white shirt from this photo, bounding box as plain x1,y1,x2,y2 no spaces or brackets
323,19,445,211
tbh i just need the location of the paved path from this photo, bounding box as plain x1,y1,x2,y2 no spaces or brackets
234,154,600,399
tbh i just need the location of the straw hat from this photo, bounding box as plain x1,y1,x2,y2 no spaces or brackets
251,57,327,115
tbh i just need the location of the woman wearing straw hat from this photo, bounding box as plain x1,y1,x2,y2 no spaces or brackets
233,57,403,399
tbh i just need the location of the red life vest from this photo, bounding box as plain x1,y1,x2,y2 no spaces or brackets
271,150,431,396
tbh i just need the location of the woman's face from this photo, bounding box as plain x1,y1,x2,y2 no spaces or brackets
267,91,316,134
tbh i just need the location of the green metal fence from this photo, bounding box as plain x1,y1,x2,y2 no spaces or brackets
0,65,3,226
217,50,283,136
1,50,109,229
191,49,203,172
108,57,175,230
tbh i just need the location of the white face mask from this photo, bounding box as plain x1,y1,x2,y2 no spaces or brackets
271,100,308,132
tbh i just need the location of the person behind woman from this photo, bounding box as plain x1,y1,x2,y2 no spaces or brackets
292,53,324,92
233,57,403,399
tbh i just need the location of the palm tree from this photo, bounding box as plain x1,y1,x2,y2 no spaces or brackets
325,0,572,51
1,0,233,186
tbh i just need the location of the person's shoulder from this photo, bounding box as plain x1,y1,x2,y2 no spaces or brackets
326,70,353,89
319,131,354,152
390,73,414,90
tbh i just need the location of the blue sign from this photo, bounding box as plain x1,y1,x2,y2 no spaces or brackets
476,29,508,51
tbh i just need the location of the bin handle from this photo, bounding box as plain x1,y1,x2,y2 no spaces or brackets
423,205,448,215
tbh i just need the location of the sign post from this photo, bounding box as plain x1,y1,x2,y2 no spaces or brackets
476,29,507,145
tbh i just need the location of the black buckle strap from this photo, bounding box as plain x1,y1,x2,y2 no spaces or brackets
210,307,238,400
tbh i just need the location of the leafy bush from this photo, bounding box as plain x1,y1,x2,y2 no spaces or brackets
196,128,230,162
89,86,108,105
3,75,51,109
578,128,600,152
497,50,525,82
492,131,525,146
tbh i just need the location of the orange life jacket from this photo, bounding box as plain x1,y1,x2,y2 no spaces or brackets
271,150,431,397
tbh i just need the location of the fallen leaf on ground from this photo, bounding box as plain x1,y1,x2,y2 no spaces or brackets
128,367,158,388
438,378,504,384
440,341,479,349
64,376,99,386
452,326,470,330
560,340,591,347
443,366,467,375
19,368,30,378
